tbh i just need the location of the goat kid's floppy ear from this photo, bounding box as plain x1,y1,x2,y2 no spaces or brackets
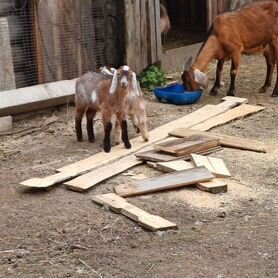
131,72,139,96
193,69,209,89
109,70,119,94
183,56,193,71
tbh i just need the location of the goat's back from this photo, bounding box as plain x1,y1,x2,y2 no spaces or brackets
213,1,277,51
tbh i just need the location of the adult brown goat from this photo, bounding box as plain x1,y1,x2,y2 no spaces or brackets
182,1,278,97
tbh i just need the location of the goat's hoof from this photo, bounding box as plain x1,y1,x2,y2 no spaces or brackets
88,138,95,143
103,147,111,153
258,87,267,94
77,137,83,142
271,93,278,98
227,91,235,96
124,142,132,149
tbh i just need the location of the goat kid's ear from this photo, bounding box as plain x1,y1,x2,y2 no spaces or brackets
109,70,119,94
193,69,209,89
131,72,139,96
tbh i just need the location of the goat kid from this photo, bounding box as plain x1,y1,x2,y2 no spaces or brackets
75,66,139,153
182,1,278,97
98,67,149,144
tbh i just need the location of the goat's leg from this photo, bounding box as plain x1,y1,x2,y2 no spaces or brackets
75,107,85,142
272,64,278,97
103,117,113,153
227,54,240,96
116,112,131,149
259,47,275,94
86,108,96,142
121,119,131,149
210,59,224,96
114,119,122,145
130,114,140,133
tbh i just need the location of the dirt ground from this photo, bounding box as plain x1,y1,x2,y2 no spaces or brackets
0,55,277,278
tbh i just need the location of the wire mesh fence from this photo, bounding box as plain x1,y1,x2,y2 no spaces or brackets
0,0,124,92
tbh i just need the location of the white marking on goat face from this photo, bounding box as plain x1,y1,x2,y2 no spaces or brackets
91,90,98,103
109,70,119,94
120,74,128,88
122,65,130,71
193,69,209,89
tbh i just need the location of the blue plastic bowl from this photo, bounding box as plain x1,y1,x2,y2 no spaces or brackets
154,84,202,105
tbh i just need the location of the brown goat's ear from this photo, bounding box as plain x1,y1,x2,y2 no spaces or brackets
183,56,193,71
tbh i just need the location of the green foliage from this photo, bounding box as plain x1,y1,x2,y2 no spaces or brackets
138,66,167,91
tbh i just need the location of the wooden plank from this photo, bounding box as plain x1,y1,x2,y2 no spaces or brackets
168,128,267,153
153,136,219,156
196,179,228,194
0,17,16,91
0,79,76,117
191,104,266,131
136,146,222,162
92,193,177,231
191,154,215,173
64,155,143,192
191,154,231,178
20,172,77,188
114,166,215,197
154,0,162,61
147,0,157,64
208,156,231,177
156,160,193,173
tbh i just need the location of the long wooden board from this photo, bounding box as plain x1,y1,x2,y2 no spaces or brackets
92,193,177,231
191,104,265,131
19,99,238,188
114,166,215,197
168,128,267,153
64,155,142,192
149,160,227,194
136,146,222,162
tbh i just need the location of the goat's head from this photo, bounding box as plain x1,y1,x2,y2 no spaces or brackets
181,57,209,91
109,65,139,97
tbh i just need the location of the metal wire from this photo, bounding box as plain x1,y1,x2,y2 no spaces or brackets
0,0,122,91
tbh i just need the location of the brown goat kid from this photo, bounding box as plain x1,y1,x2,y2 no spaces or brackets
182,1,278,97
75,66,142,153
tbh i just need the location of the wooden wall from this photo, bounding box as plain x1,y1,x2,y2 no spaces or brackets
124,0,162,73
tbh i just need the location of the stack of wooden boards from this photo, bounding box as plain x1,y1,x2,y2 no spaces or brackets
20,96,267,231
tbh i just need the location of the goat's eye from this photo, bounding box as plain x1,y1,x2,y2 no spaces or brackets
129,74,133,79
